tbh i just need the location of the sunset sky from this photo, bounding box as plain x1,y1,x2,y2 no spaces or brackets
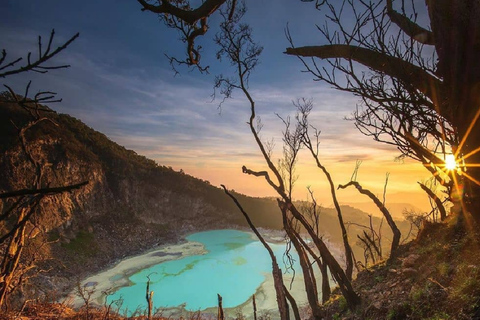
2,0,433,212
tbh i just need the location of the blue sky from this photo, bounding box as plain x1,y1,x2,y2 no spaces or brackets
1,0,433,211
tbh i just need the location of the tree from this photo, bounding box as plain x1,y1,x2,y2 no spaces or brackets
138,0,480,221
222,186,292,320
285,0,480,221
0,30,86,308
137,0,480,315
213,3,360,312
137,0,232,72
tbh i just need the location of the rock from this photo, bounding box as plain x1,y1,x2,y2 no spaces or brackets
373,301,382,309
402,254,420,268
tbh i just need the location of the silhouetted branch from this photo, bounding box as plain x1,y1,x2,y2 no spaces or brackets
138,0,236,71
386,0,435,45
0,181,89,199
418,182,447,221
285,45,441,104
295,98,354,281
0,30,79,78
221,185,290,319
338,180,400,260
137,0,227,24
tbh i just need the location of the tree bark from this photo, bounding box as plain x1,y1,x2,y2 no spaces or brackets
426,0,480,222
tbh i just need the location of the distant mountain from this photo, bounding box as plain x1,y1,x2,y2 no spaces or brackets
345,201,425,220
0,99,416,301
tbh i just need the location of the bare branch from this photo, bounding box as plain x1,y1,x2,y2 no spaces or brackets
221,185,290,319
0,30,79,78
338,180,401,259
418,181,447,221
285,44,441,104
137,0,233,70
386,0,435,45
137,0,227,25
0,181,89,199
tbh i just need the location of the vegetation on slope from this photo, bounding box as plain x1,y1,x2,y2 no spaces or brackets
321,214,480,320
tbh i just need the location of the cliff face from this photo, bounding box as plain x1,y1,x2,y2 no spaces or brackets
0,100,281,297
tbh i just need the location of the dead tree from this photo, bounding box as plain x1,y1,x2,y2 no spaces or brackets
215,5,359,310
338,181,400,260
145,273,156,320
351,215,383,267
279,200,321,318
0,30,85,308
137,0,237,72
217,294,225,320
418,182,447,221
299,188,331,303
294,98,355,281
285,0,480,222
252,294,257,320
222,186,291,320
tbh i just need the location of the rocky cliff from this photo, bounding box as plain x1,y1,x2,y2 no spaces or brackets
0,99,283,298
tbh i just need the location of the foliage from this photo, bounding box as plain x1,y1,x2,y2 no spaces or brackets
61,230,98,257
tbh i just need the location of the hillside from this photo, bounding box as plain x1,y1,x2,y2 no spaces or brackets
321,215,480,319
0,99,415,307
0,99,283,300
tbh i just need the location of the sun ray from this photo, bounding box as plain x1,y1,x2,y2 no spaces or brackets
460,171,480,187
463,164,480,168
461,145,480,162
455,105,480,158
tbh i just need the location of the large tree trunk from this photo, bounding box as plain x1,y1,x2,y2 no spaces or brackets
427,0,480,221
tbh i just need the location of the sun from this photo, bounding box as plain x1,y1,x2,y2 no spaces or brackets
445,154,458,171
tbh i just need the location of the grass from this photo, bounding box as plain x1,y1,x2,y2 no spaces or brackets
61,230,98,261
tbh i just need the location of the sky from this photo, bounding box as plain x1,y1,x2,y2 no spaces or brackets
1,0,433,211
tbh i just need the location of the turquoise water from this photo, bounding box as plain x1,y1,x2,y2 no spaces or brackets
107,229,300,312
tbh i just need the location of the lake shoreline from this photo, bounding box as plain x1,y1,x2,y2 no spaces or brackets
65,240,208,308
66,228,307,319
